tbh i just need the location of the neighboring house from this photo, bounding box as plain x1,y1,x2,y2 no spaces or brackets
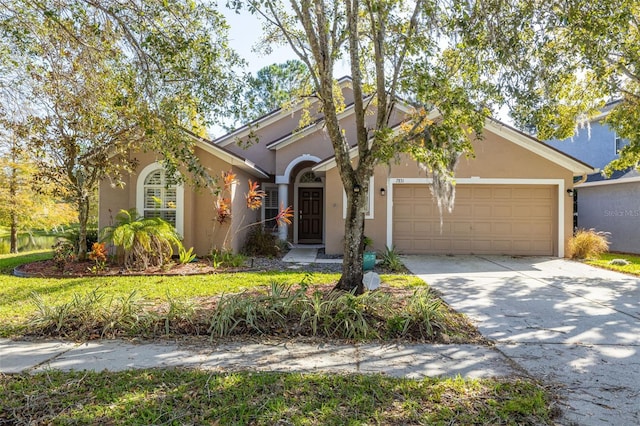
100,77,594,257
545,101,639,254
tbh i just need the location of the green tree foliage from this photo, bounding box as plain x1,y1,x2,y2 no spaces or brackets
235,0,560,293
0,119,76,253
0,0,243,259
243,60,312,121
505,0,639,176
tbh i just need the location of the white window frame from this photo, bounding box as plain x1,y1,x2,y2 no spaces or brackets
136,162,184,237
343,176,374,220
261,183,279,232
615,132,627,154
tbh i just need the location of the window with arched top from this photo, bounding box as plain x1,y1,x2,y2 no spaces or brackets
137,163,184,236
143,170,177,226
299,171,322,183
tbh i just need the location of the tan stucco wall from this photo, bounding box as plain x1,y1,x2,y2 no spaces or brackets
99,148,261,257
324,129,576,256
222,104,323,175
274,104,407,177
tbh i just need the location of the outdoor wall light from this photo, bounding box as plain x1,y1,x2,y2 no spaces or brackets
566,188,574,197
353,184,361,194
380,187,386,196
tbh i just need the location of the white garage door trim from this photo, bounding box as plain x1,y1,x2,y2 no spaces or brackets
386,178,566,257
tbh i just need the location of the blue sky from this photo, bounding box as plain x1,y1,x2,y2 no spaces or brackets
222,8,296,74
222,7,350,75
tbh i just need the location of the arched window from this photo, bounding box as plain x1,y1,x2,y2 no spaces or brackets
137,163,184,236
143,169,177,226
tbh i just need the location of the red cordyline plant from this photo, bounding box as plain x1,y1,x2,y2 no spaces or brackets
274,203,293,226
215,171,236,223
88,242,107,262
88,242,108,273
216,198,231,223
245,180,265,210
212,170,293,251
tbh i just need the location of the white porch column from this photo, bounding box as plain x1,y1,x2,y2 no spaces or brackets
277,183,289,241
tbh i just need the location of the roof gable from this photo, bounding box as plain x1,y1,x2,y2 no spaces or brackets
183,130,269,178
313,118,594,176
213,76,354,148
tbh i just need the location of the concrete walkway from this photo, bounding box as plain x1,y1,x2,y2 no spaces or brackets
282,247,318,263
281,247,342,264
403,255,640,426
0,338,520,379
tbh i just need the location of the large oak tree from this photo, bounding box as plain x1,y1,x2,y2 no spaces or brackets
510,0,640,176
237,0,560,293
0,0,243,259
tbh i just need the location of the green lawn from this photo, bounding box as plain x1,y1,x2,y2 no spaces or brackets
586,252,640,276
0,369,555,425
0,252,558,424
0,252,424,336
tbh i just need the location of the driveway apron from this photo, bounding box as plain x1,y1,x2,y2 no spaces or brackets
403,255,640,426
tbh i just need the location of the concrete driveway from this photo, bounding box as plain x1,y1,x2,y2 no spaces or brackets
403,255,640,426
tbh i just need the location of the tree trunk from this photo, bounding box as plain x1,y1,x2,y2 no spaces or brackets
9,212,17,254
9,159,17,253
77,195,90,260
334,188,367,294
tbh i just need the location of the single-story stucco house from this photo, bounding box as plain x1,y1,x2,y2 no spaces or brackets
99,77,594,257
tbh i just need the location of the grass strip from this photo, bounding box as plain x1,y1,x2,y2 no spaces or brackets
586,253,640,276
0,252,424,338
0,369,555,425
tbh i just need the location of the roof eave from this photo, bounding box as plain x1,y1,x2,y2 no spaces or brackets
184,131,270,179
214,76,355,147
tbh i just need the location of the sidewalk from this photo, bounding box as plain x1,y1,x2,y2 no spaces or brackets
0,338,522,379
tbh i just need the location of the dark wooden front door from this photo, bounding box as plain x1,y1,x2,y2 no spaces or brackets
298,187,323,243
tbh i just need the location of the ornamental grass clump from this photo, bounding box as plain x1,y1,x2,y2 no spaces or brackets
24,283,458,342
568,228,610,260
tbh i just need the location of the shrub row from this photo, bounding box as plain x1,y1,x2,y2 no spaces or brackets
26,284,448,341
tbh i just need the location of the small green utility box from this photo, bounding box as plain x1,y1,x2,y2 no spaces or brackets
363,252,376,271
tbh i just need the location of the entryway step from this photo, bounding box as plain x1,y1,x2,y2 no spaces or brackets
282,248,318,263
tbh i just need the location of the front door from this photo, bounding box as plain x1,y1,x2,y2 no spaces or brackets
298,187,323,243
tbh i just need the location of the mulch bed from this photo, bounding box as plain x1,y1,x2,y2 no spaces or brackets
12,258,485,345
13,257,345,278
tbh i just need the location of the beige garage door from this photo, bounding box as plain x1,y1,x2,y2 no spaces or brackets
393,184,556,255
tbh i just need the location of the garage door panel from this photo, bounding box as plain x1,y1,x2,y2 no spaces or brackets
473,205,492,216
492,205,513,218
412,205,434,216
394,186,415,198
452,222,471,234
493,222,512,233
392,184,556,255
532,241,553,252
531,205,553,216
457,187,473,197
493,187,513,198
532,188,553,199
394,240,413,252
413,221,432,234
472,187,491,199
491,240,513,251
394,221,413,234
474,222,492,233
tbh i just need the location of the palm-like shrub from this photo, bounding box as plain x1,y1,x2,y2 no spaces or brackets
101,209,182,270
